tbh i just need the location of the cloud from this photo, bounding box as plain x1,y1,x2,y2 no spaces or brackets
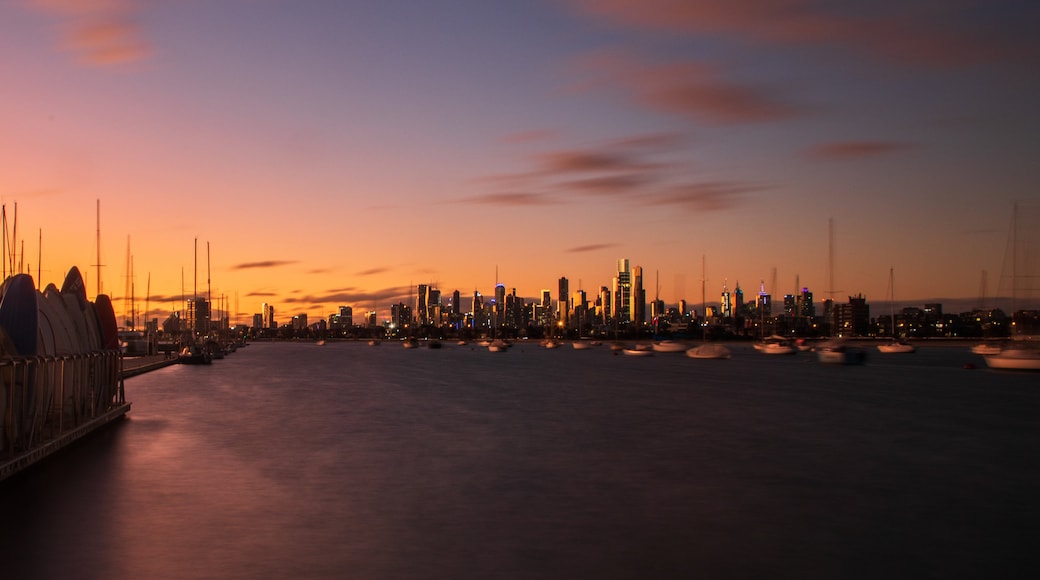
245,291,278,297
231,260,299,270
459,192,561,206
567,0,1037,68
804,141,914,160
355,267,389,276
647,182,762,212
562,174,655,195
281,285,412,306
29,0,151,66
571,51,804,123
566,243,617,253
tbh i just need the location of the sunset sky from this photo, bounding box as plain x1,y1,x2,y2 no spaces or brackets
2,0,1038,325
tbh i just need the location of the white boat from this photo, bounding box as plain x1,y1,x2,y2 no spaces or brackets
877,268,916,353
487,338,510,352
983,203,1040,370
402,338,419,349
542,339,561,349
652,340,687,353
878,340,915,354
983,346,1040,370
622,346,654,357
754,335,796,355
816,340,867,365
572,341,594,350
685,344,731,359
367,339,381,346
971,342,1003,355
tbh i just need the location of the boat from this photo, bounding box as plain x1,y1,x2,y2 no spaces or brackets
402,337,419,349
487,338,510,352
983,203,1040,370
0,266,129,482
572,341,594,350
623,344,654,356
367,339,381,346
877,268,916,353
816,340,867,365
542,339,561,349
685,344,732,359
753,335,797,355
178,343,213,364
983,345,1040,370
652,340,687,353
878,340,915,354
970,342,1004,356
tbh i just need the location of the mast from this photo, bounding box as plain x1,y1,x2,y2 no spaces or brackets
145,273,151,333
207,241,212,334
96,199,101,297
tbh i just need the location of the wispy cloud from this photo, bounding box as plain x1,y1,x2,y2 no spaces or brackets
568,0,1037,68
566,243,617,253
458,192,560,206
231,260,298,270
805,141,914,160
570,51,804,124
472,133,756,213
355,267,389,276
29,0,151,66
281,285,412,305
647,182,762,212
246,291,278,297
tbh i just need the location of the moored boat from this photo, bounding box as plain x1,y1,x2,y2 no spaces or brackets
877,340,915,354
754,335,797,355
652,340,687,353
983,346,1040,370
686,344,732,359
816,340,867,365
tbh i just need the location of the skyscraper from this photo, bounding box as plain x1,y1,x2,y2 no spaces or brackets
721,280,732,318
630,265,645,325
614,259,631,322
416,284,428,325
558,277,569,327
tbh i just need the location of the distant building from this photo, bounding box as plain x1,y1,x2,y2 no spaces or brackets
292,313,308,331
557,277,569,327
721,282,732,318
614,258,631,322
836,294,870,336
631,265,645,325
416,284,428,325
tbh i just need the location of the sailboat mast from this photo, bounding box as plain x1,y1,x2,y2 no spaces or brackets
207,241,212,334
96,199,101,297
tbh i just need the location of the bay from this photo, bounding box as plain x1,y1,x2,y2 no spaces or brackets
1,341,1038,579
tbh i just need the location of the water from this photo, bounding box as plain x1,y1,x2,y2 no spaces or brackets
1,342,1037,579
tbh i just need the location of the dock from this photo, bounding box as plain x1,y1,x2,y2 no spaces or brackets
1,353,178,483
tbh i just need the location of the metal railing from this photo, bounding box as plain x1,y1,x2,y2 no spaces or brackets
1,351,124,458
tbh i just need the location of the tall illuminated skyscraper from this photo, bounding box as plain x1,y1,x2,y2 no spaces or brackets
721,280,732,318
630,265,645,325
558,277,569,326
416,284,428,325
494,283,506,327
614,258,631,322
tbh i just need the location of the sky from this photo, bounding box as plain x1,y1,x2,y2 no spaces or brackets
2,0,1039,326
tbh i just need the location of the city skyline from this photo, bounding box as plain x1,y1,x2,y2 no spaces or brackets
2,2,1038,325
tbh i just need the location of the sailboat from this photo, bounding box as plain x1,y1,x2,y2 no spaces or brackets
984,203,1040,370
877,268,915,353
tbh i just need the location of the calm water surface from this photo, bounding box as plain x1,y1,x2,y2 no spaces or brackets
1,341,1038,579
